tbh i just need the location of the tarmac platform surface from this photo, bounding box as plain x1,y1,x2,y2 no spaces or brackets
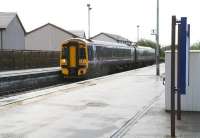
0,64,199,138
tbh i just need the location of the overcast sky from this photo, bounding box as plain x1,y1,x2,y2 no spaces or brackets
1,0,199,46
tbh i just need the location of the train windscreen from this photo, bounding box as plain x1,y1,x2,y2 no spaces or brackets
61,46,69,60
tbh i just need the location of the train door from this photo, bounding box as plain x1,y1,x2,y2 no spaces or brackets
63,44,78,76
69,46,77,68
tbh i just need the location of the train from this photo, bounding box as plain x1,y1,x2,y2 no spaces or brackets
60,38,155,78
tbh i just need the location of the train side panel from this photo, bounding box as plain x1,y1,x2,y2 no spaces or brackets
135,46,155,65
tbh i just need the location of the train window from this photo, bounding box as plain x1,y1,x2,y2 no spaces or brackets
79,48,86,59
101,47,105,59
64,48,66,58
104,47,109,59
62,47,68,59
107,48,112,59
96,46,100,59
88,46,93,60
96,46,105,60
115,49,118,58
112,49,116,58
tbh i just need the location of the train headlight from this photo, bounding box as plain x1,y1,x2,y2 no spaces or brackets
62,68,69,75
61,59,67,65
79,59,87,65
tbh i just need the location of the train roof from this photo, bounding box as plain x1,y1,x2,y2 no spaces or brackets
62,38,89,44
62,38,135,49
137,45,155,50
90,40,132,49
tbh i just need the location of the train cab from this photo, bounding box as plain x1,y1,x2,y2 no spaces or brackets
60,39,89,78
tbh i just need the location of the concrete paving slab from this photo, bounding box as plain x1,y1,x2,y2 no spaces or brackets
0,64,165,138
123,94,200,138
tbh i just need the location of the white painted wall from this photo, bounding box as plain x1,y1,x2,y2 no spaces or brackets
91,34,117,43
165,51,200,111
25,24,74,51
3,17,25,50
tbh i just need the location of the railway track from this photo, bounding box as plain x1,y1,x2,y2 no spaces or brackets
0,64,152,97
0,68,63,96
0,69,135,107
0,79,99,108
0,80,66,98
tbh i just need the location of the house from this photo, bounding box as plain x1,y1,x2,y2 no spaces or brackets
0,12,25,50
91,32,132,45
25,23,86,51
68,30,86,39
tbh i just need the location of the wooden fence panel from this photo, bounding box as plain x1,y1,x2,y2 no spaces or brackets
0,50,60,71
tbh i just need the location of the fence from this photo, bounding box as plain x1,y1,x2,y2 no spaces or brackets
0,49,60,71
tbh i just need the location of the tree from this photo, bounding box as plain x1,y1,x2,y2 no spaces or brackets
137,39,157,49
190,42,200,50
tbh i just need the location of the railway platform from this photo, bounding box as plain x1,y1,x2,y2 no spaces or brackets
0,67,62,96
1,64,198,138
0,67,60,79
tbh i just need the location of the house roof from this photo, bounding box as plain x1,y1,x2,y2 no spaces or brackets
26,23,85,38
68,30,86,38
91,32,132,43
0,12,26,33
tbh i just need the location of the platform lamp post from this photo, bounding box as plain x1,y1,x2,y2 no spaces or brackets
151,0,160,76
151,29,158,63
87,3,92,39
156,0,160,76
137,25,140,42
